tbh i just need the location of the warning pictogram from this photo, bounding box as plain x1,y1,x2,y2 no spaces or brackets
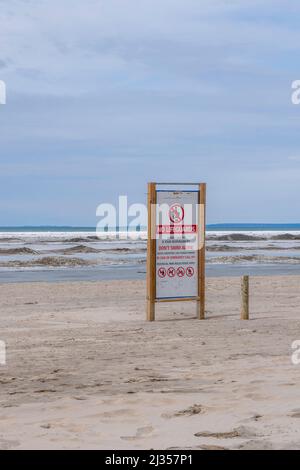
186,266,194,277
167,267,176,278
177,266,185,277
158,267,166,278
169,204,184,224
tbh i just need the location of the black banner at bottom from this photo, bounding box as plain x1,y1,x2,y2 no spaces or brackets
0,449,295,466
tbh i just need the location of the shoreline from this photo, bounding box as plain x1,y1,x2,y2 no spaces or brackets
1,263,300,283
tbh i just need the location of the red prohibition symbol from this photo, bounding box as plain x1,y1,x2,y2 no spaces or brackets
169,204,184,224
177,266,185,277
186,266,194,277
167,267,176,278
158,267,166,278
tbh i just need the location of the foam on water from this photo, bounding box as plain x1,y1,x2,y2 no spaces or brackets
0,229,300,281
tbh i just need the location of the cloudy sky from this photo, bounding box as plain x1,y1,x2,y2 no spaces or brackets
0,0,300,225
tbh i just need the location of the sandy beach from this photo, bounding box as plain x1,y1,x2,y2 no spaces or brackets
0,276,299,450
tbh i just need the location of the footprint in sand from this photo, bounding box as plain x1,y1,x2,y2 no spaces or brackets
288,408,300,418
121,426,155,441
162,404,204,419
237,439,273,450
195,430,240,439
167,444,227,450
40,423,51,429
243,413,263,422
199,444,227,450
194,426,257,440
251,414,263,422
0,438,20,450
101,408,138,418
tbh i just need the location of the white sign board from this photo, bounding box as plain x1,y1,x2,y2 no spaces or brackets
155,191,198,299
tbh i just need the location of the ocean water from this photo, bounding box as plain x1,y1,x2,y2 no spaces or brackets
207,223,300,231
0,225,300,282
2,223,300,232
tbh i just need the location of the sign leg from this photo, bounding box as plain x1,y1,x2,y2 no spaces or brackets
198,183,206,319
147,300,155,322
146,182,156,321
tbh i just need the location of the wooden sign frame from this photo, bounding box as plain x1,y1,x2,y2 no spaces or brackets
146,182,206,321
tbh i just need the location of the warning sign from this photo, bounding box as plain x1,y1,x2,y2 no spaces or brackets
186,266,194,277
169,204,184,223
158,267,166,278
167,267,175,277
155,191,199,299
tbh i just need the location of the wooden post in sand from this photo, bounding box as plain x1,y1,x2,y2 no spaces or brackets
197,183,206,320
146,182,156,321
241,275,249,320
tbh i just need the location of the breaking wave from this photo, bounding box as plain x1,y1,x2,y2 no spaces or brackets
52,244,101,254
207,244,300,252
48,245,146,255
207,232,300,241
208,233,266,241
209,255,300,264
272,233,300,240
62,236,101,243
0,247,39,255
0,257,97,268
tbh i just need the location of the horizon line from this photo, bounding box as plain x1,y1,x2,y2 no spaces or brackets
1,223,300,229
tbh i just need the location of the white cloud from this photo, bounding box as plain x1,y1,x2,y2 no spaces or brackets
1,0,300,222
1,0,300,96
